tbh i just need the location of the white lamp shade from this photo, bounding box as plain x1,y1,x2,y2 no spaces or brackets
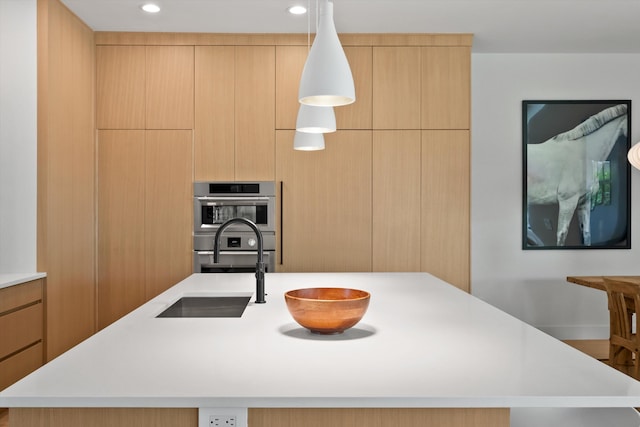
296,104,336,133
293,131,325,151
628,143,640,170
298,0,355,107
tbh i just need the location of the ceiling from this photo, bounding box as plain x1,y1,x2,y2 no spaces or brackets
60,0,640,53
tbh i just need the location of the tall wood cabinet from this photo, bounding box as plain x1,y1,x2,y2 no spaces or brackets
96,46,195,328
97,130,192,329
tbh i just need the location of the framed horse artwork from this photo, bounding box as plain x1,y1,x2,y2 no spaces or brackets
523,100,631,249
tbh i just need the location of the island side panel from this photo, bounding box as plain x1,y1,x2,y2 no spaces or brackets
9,407,509,427
9,408,197,427
249,408,510,427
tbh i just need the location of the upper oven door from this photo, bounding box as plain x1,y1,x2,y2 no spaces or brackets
194,196,275,234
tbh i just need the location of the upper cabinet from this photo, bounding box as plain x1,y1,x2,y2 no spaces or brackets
96,46,145,129
145,46,194,130
195,46,235,181
421,47,471,130
96,45,194,130
234,46,276,181
195,45,275,181
373,47,421,129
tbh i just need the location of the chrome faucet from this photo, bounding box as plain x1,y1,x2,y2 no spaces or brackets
213,217,266,304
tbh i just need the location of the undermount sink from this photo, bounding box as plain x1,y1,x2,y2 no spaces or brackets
156,296,251,318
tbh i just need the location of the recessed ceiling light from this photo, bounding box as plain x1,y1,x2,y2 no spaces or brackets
287,5,307,15
141,3,160,13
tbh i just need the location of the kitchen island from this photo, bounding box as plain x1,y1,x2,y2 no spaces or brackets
2,272,640,427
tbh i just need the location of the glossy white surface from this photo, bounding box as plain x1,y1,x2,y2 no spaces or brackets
0,273,46,291
1,272,640,408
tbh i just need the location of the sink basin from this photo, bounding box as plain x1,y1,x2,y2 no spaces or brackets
156,296,250,318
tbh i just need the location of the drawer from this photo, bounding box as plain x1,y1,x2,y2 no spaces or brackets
0,279,43,314
0,303,43,360
0,342,43,391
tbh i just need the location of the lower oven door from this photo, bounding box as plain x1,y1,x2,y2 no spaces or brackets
194,250,275,273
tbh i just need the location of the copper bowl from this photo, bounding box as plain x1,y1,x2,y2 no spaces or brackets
284,288,370,334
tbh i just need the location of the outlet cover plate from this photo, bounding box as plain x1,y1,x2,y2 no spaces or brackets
199,407,248,427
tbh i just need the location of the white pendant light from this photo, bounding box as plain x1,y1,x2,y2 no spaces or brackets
296,104,336,133
294,131,325,151
628,143,640,170
298,0,355,107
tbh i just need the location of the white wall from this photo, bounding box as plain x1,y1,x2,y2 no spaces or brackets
0,0,37,272
472,53,640,339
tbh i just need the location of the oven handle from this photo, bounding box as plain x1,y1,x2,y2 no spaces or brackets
196,251,270,256
196,196,271,205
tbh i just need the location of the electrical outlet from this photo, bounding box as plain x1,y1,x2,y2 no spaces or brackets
210,415,235,427
198,408,247,427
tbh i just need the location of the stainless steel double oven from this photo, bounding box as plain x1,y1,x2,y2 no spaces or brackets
193,182,276,273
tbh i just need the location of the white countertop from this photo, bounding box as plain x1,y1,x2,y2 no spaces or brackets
0,273,46,291
2,272,640,408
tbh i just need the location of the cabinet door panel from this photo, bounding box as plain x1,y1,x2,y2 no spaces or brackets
235,46,275,181
373,131,421,271
97,130,146,329
373,47,421,129
146,46,194,129
145,130,193,299
421,130,470,291
276,130,372,272
275,46,307,130
96,46,145,129
421,47,470,130
335,47,372,130
195,46,235,180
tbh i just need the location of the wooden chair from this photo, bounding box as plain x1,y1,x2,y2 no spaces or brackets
603,277,640,380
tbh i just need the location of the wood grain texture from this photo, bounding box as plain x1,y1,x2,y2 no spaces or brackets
145,46,194,129
372,131,421,271
234,46,276,181
0,343,43,391
194,46,235,181
0,278,44,392
421,47,471,130
37,0,96,361
249,408,509,427
144,130,193,300
275,45,307,130
373,47,421,129
276,130,372,272
0,280,42,314
336,47,372,130
96,46,145,129
421,130,470,292
97,131,146,329
94,32,473,47
564,339,609,360
0,304,42,360
9,408,197,427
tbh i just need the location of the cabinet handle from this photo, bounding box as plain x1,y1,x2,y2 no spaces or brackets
279,181,283,265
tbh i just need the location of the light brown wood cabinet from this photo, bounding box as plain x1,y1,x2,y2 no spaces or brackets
276,130,372,272
421,47,471,130
372,131,421,271
421,130,470,291
373,47,421,129
195,46,275,181
96,45,194,130
97,130,192,329
96,46,145,129
0,279,45,390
